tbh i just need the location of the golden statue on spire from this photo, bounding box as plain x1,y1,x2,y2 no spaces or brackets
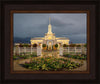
48,17,52,34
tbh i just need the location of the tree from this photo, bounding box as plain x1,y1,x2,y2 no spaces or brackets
66,45,69,47
42,44,47,50
23,43,29,47
42,44,46,47
28,44,31,47
69,44,76,47
33,44,37,47
63,44,67,47
76,45,81,47
84,43,87,47
19,43,23,47
55,44,58,48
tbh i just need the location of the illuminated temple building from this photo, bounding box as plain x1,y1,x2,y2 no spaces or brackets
30,18,70,49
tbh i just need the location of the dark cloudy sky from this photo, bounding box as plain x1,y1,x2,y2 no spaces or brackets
13,13,87,43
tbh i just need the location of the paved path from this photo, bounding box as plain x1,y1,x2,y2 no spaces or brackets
13,51,87,71
14,58,33,71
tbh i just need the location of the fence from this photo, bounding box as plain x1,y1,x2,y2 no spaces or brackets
13,46,87,55
63,47,87,55
13,47,37,55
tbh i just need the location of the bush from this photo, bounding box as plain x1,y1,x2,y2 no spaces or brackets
42,44,46,47
28,44,31,47
63,54,72,58
19,43,23,47
64,54,87,60
63,44,67,47
13,55,17,60
76,45,81,47
33,44,37,47
69,44,76,47
84,43,87,47
55,44,58,48
24,56,82,71
23,44,29,47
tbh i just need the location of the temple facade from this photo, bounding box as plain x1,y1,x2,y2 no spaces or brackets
30,18,70,50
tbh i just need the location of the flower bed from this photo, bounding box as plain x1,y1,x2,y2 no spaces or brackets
24,56,83,71
63,54,87,60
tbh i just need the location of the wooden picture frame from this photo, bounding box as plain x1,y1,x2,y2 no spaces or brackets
0,0,99,84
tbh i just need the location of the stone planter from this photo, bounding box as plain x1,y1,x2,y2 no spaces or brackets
43,47,47,50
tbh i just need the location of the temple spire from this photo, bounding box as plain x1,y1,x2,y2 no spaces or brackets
48,17,52,34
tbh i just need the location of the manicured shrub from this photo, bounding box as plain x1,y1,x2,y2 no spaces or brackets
55,44,58,48
33,44,37,47
42,44,46,47
42,44,47,50
63,44,67,47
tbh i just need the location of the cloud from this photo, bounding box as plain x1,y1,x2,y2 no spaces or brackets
14,13,87,43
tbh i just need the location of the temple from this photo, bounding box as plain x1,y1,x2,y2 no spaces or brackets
30,18,70,50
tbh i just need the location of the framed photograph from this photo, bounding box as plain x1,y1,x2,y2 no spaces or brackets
11,10,89,74
1,0,99,84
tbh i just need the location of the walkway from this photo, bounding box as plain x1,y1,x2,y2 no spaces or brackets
13,51,87,71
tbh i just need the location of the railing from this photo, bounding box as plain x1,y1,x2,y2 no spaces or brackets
63,47,87,55
13,47,37,55
13,46,87,55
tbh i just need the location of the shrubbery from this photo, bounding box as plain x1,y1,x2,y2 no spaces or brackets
13,55,17,60
63,44,67,47
84,43,87,47
69,44,76,47
42,44,46,47
76,45,81,47
13,52,37,60
19,43,31,47
55,44,58,48
63,54,87,60
33,44,37,47
24,56,83,71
